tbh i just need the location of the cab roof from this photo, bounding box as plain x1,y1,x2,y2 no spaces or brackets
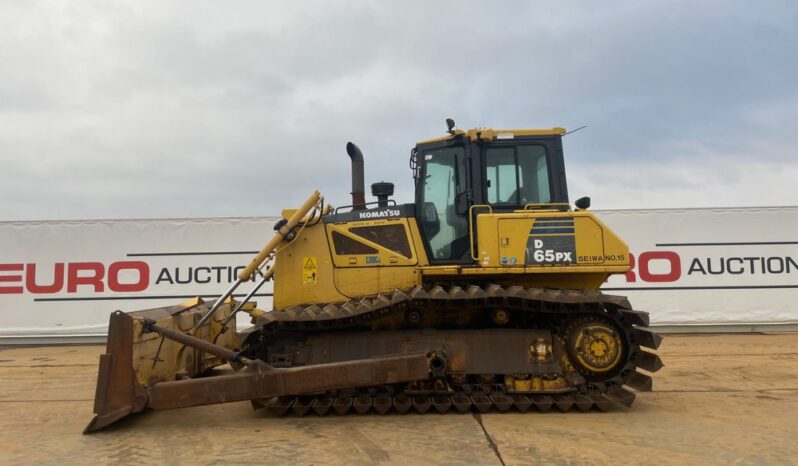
417,127,566,145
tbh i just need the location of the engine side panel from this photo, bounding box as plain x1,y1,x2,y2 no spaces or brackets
273,208,630,309
272,223,347,310
274,215,430,310
475,210,630,276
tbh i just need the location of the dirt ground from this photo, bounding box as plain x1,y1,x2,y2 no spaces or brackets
0,333,796,465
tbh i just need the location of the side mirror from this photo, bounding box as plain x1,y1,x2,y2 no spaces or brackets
575,196,591,210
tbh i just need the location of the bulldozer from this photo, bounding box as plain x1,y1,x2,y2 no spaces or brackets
84,120,662,433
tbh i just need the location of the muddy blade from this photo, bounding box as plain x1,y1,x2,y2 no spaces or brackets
84,298,256,434
84,311,145,434
84,405,134,434
84,299,223,434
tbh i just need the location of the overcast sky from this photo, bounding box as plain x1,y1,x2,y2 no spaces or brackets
1,1,796,221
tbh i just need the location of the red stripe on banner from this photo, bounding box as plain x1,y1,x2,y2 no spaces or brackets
0,264,24,271
0,264,25,293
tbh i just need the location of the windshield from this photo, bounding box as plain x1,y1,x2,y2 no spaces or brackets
485,144,551,205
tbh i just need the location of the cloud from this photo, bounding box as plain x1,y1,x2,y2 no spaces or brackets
0,0,796,220
570,153,798,209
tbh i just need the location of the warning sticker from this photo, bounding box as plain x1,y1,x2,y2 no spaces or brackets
302,256,318,284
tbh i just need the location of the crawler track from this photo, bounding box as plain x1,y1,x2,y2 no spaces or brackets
243,284,663,416
261,383,640,416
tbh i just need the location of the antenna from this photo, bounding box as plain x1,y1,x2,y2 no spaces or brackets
563,125,587,136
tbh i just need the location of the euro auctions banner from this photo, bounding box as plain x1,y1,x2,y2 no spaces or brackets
0,207,796,340
598,207,798,325
0,217,278,339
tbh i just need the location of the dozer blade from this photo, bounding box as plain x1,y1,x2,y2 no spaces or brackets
85,300,432,433
85,310,139,434
86,298,240,433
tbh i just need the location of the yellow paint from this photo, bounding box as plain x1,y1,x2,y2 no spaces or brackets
269,202,629,310
179,297,204,308
129,302,238,387
333,266,419,298
272,223,348,310
239,191,321,280
266,184,629,310
417,127,566,145
504,374,570,393
406,218,430,265
475,210,629,269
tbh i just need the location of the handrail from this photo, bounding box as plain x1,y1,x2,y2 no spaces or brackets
468,204,493,261
522,202,571,212
334,199,397,214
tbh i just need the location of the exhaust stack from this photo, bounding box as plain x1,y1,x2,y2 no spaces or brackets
346,142,366,210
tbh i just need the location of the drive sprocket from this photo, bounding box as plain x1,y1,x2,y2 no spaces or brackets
564,316,627,379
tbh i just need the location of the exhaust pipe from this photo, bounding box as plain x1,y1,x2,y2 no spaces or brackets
346,142,366,210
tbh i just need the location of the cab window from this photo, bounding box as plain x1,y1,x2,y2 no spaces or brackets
485,144,551,205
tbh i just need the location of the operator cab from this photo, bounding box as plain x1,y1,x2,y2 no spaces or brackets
412,122,570,264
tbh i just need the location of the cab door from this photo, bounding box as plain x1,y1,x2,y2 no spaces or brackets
415,141,472,263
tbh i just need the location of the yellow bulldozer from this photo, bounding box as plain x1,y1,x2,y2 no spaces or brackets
85,120,662,433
